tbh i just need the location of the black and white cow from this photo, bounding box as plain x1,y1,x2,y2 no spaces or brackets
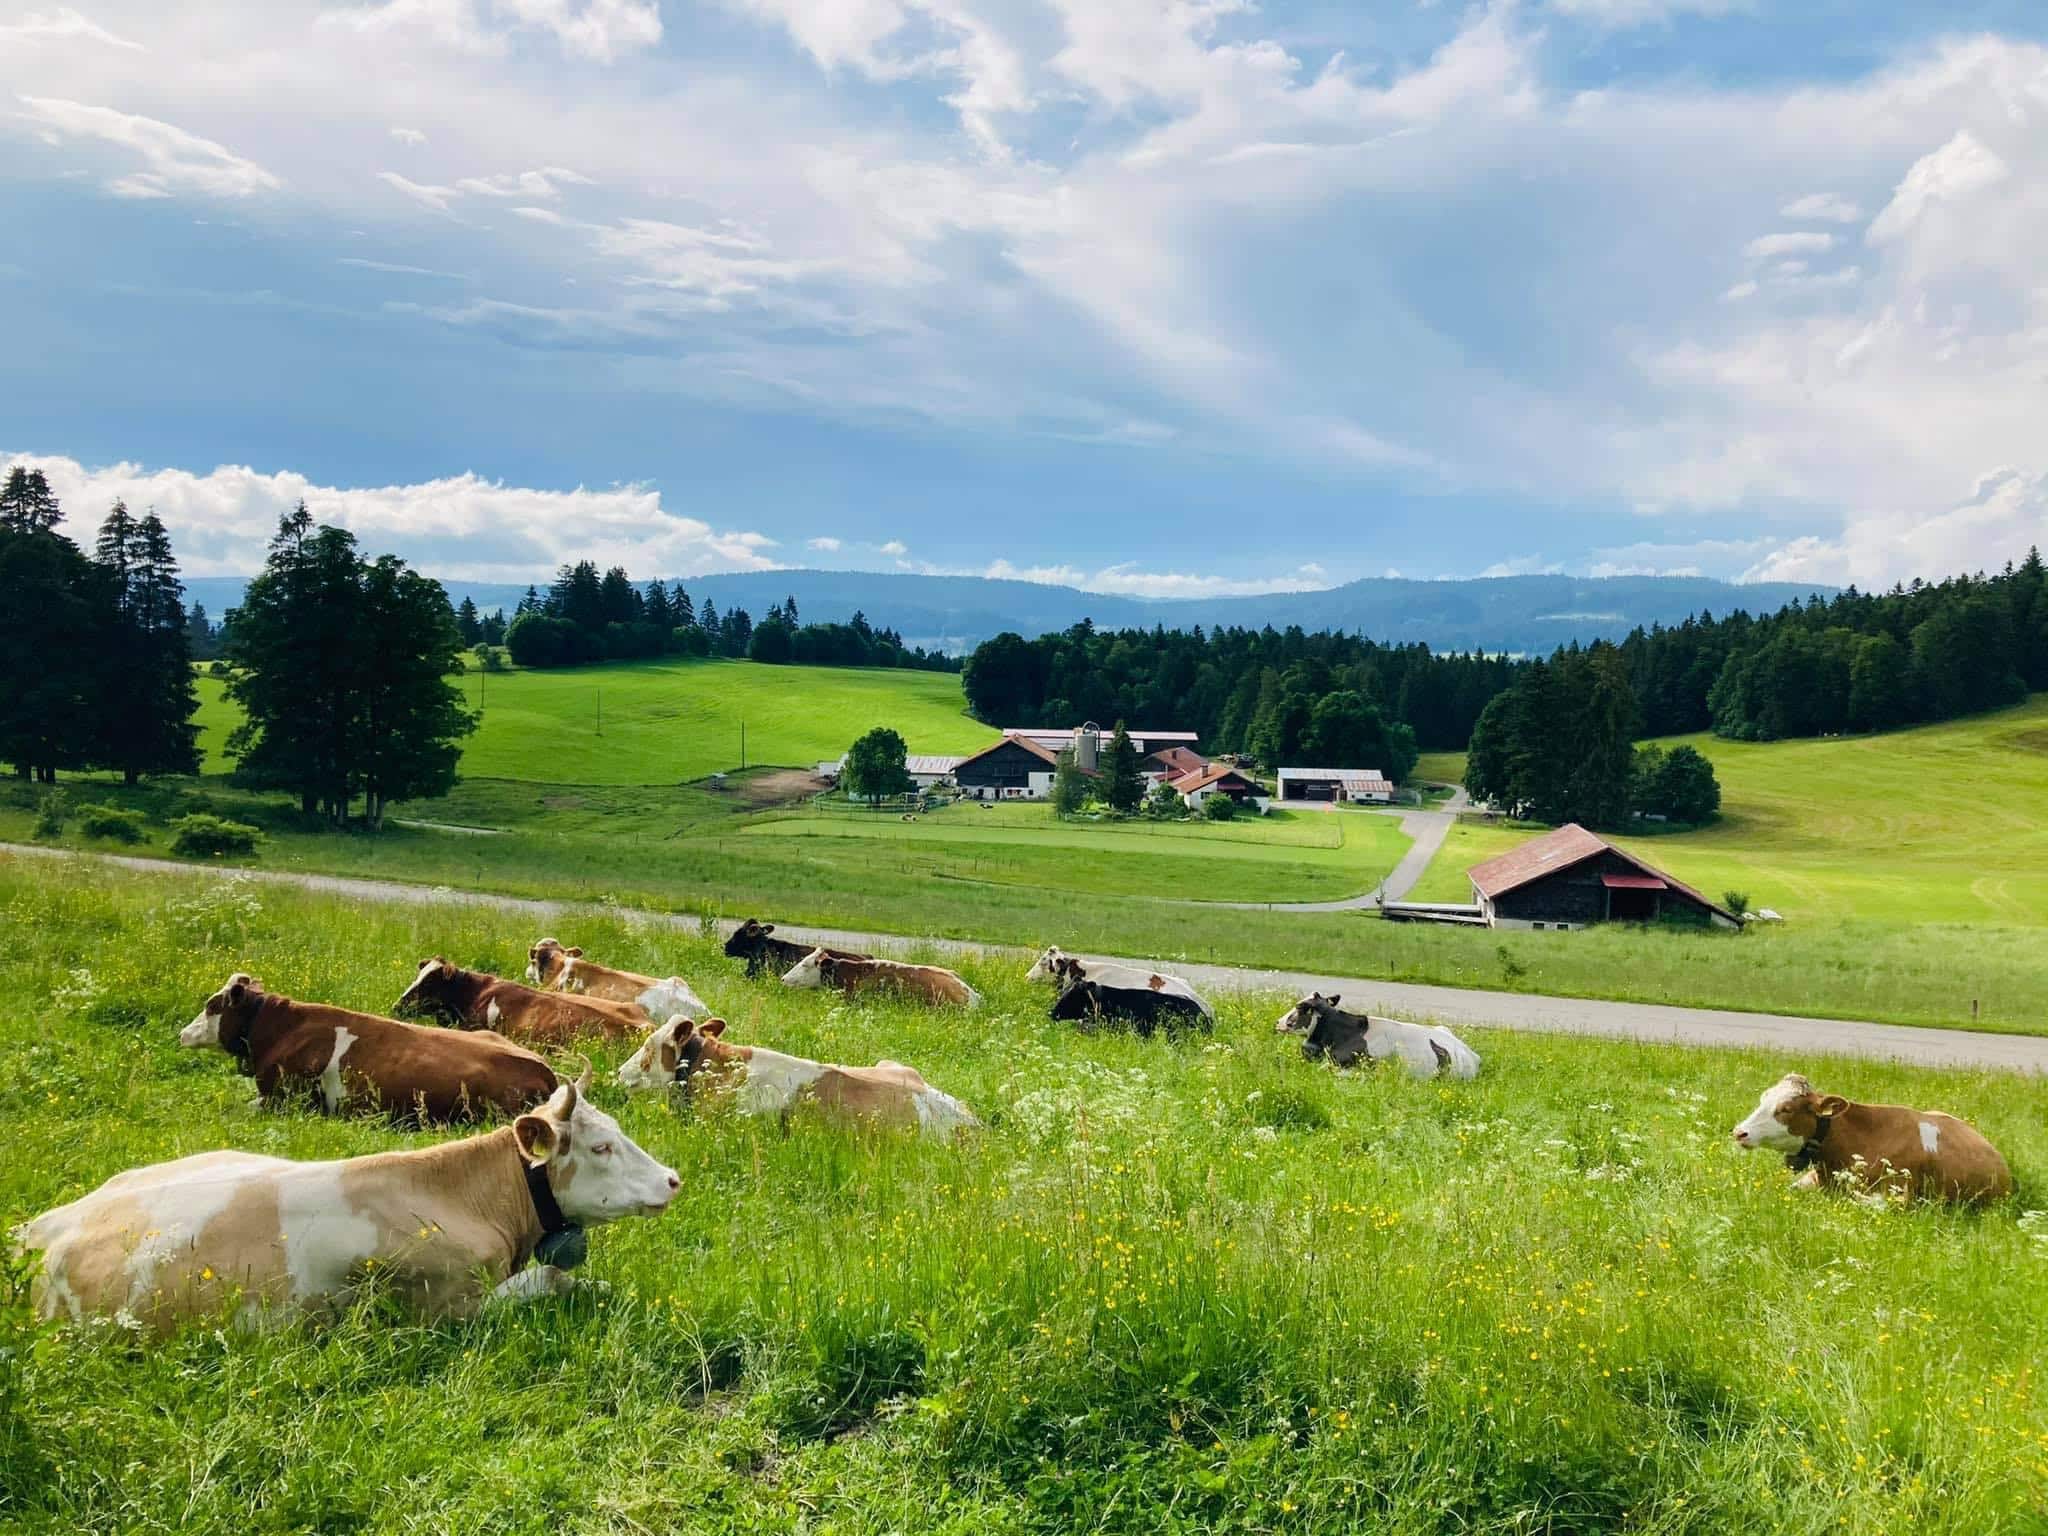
1276,993,1480,1079
1050,975,1210,1037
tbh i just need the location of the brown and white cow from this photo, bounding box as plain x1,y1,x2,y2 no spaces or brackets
394,958,652,1046
180,972,556,1123
1731,1073,2013,1204
525,938,712,1022
18,1070,678,1334
618,1016,978,1140
723,918,868,979
780,947,980,1007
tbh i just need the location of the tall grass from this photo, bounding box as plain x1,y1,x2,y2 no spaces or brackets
3,863,2046,1531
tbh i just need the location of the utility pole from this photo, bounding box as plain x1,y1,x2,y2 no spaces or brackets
740,719,746,770
596,687,602,736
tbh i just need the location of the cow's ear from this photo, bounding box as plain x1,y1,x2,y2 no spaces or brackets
702,1018,727,1037
513,1113,559,1166
227,978,249,1005
762,923,775,934
1328,994,1341,1008
567,946,583,957
1815,1094,1849,1118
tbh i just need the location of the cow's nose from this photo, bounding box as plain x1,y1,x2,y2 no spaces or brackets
1732,1129,1749,1145
666,1171,681,1191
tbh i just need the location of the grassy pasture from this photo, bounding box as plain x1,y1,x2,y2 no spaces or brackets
1411,699,2048,927
194,658,989,784
3,860,2046,1533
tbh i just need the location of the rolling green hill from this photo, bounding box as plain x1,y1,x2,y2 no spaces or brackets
1412,697,2048,926
194,658,989,785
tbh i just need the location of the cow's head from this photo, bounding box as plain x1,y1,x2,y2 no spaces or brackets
395,957,462,1019
1047,977,1102,1022
1025,946,1070,983
525,938,581,987
1276,993,1340,1035
181,972,265,1053
724,919,774,958
780,947,832,989
514,1066,679,1224
1732,1073,1849,1154
618,1016,733,1093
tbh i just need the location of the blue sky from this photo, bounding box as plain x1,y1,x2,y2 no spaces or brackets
3,0,2045,594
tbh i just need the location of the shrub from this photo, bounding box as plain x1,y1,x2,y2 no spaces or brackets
75,804,149,844
30,791,66,840
1723,889,1752,916
1202,793,1237,820
170,813,263,859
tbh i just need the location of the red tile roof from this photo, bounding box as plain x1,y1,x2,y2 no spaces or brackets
1468,823,1739,922
1170,764,1258,795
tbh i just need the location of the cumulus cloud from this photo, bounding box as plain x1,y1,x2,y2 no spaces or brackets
1742,231,1835,260
2,452,782,579
1741,469,2048,588
389,125,428,147
807,536,843,551
17,96,279,200
1478,555,1565,579
455,166,594,199
876,539,909,556
1866,130,2009,244
0,8,141,49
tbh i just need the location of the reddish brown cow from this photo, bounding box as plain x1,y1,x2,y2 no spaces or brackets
1732,1073,2013,1204
395,958,652,1046
182,973,556,1123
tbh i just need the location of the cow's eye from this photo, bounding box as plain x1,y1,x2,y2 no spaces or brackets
592,1143,613,1156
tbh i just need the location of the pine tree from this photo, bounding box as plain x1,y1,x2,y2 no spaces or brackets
455,596,482,646
353,560,475,825
644,579,672,628
0,472,97,780
697,598,719,649
90,502,201,783
672,584,694,630
1104,720,1144,813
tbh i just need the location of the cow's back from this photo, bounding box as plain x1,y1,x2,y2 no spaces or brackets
252,1007,554,1121
479,981,650,1044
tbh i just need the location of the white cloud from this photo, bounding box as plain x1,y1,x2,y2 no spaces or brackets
2,451,783,580
389,126,428,147
376,170,462,211
337,256,468,279
17,96,279,200
1779,191,1860,223
1741,469,2048,588
877,538,909,556
1743,231,1834,260
1478,555,1565,578
323,0,662,63
454,166,594,199
0,8,141,49
1722,280,1758,301
1866,130,2009,244
807,535,843,551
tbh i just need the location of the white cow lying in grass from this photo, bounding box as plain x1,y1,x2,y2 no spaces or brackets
16,1069,678,1333
526,937,712,1021
1276,993,1481,1080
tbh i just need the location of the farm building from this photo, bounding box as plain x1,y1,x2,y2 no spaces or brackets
817,755,963,793
1277,767,1396,804
1466,823,1741,931
1143,744,1210,780
953,733,1071,800
1171,764,1263,808
1005,726,1201,759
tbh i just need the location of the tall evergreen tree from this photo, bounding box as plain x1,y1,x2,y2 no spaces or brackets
672,584,695,630
1103,720,1144,813
90,502,201,783
0,471,96,780
455,596,482,646
0,466,62,534
644,579,672,628
353,558,475,825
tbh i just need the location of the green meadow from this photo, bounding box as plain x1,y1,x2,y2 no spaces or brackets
193,658,990,785
3,859,2045,1533
1414,698,2048,927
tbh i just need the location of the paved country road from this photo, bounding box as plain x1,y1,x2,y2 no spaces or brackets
8,842,2046,1075
1217,786,1470,913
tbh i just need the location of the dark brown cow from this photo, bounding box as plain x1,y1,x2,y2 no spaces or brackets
722,918,868,979
1732,1073,2013,1204
182,972,556,1123
780,947,980,1007
395,958,652,1046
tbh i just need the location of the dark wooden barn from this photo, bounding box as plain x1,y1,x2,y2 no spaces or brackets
1467,823,1741,931
953,733,1067,800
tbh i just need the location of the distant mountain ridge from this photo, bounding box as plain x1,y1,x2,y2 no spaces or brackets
182,569,1833,655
